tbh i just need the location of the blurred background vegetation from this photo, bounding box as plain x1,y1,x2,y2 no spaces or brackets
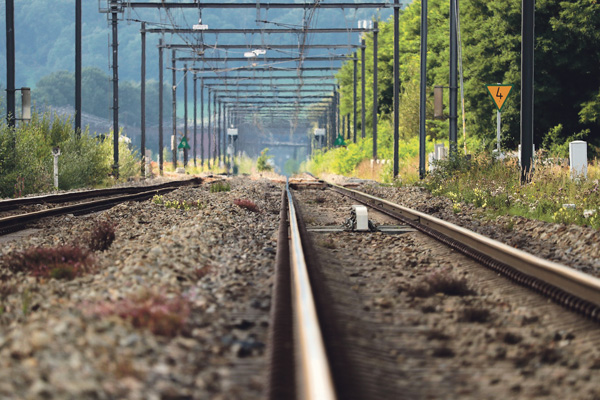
0,0,599,194
307,0,599,181
0,113,138,198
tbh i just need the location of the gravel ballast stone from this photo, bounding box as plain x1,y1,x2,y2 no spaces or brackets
0,177,281,399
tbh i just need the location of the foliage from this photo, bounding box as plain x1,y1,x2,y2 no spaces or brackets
305,135,459,183
256,148,274,172
333,0,600,172
423,151,600,230
284,157,300,176
209,181,231,193
1,245,95,280
235,154,257,175
152,194,203,210
88,220,116,252
541,124,589,159
33,67,173,126
0,112,139,198
85,290,191,337
305,138,372,177
233,198,260,213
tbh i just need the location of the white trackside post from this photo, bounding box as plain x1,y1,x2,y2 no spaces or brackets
569,141,587,180
496,110,501,152
52,147,61,190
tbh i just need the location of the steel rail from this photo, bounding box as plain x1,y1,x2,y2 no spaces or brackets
0,179,202,235
326,181,600,321
266,189,294,400
285,181,336,400
0,178,201,212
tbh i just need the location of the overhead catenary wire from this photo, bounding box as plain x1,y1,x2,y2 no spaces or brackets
104,0,390,168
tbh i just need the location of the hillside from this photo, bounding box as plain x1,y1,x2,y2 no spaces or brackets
0,1,395,87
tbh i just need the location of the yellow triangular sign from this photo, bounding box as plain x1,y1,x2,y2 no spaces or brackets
486,85,513,112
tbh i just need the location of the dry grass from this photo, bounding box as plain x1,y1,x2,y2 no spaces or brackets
2,245,95,280
233,198,260,213
88,220,116,251
86,290,191,337
354,159,385,181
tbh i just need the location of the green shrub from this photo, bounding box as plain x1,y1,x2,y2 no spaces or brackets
0,112,139,197
210,181,231,193
257,148,273,172
153,194,203,210
57,129,111,189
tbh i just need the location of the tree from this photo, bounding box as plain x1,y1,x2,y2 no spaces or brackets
34,71,74,109
336,0,600,155
32,68,173,128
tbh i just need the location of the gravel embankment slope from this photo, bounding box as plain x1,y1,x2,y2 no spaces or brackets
352,183,600,276
0,177,281,399
297,181,600,399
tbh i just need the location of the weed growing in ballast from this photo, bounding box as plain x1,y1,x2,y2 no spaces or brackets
84,290,191,337
209,182,231,193
233,198,260,213
2,245,95,280
88,220,116,251
152,194,203,210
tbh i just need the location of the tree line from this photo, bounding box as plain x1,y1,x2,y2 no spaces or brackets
336,0,600,155
33,67,173,128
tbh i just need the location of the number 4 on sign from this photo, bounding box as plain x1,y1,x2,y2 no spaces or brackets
485,85,513,112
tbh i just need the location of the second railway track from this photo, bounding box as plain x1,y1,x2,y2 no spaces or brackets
0,178,203,235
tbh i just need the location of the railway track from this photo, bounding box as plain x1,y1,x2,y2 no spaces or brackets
0,178,203,235
271,175,600,399
2,174,600,398
327,181,600,321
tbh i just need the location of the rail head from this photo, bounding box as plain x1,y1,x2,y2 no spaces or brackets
0,179,203,235
285,181,336,400
0,177,202,211
327,181,600,309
